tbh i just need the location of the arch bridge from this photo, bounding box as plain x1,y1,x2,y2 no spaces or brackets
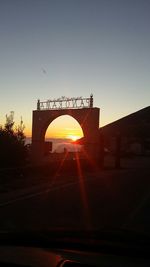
32,95,100,164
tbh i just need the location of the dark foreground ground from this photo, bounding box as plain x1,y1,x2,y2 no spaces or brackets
0,156,150,233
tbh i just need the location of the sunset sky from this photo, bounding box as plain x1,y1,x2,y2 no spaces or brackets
0,0,150,138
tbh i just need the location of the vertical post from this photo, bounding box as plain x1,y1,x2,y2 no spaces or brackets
90,94,93,108
37,99,40,110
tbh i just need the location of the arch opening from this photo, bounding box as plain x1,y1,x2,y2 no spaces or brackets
44,115,84,155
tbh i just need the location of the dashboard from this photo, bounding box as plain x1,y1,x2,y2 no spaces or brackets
0,246,150,267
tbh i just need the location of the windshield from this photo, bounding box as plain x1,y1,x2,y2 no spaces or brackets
0,0,150,238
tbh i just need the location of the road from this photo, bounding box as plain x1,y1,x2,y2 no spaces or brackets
0,166,150,232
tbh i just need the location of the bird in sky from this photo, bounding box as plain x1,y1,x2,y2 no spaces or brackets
41,68,47,74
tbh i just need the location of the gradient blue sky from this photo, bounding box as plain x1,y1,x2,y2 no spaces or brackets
0,0,150,136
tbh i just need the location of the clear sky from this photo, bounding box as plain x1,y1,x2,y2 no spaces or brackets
0,0,150,138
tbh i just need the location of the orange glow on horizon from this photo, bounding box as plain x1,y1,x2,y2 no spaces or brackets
45,129,83,139
45,128,83,139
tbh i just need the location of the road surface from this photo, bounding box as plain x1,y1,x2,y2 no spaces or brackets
0,167,150,232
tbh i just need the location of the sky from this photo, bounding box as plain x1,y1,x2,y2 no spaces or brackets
0,0,150,138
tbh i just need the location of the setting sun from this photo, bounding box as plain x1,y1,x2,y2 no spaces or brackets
67,135,80,141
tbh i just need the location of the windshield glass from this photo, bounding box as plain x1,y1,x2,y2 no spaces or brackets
0,0,150,237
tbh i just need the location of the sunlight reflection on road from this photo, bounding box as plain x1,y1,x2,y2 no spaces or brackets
75,150,91,230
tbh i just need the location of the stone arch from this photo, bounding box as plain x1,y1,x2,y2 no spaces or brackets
32,107,100,163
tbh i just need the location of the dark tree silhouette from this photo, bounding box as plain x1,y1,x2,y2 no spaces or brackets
0,112,27,167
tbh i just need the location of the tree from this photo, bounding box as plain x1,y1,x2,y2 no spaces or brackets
5,111,14,134
15,117,26,144
0,112,27,167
